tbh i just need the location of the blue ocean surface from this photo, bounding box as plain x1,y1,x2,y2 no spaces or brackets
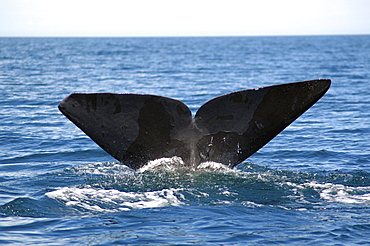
1,36,370,245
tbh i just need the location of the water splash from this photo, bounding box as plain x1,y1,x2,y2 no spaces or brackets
46,186,185,212
40,160,370,215
138,156,186,173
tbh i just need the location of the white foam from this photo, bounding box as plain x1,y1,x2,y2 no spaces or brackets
306,182,370,204
197,161,230,171
46,186,185,212
138,157,235,173
138,156,186,173
241,201,264,207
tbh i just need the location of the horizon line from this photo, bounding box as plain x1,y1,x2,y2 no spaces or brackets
1,33,369,38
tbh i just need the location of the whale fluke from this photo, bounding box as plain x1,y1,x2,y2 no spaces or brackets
59,79,331,170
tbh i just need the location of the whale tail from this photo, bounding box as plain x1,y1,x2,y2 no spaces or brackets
59,79,331,170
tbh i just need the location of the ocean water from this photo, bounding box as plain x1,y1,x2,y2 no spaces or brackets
1,35,370,245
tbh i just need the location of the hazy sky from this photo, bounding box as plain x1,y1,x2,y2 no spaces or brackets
1,0,369,37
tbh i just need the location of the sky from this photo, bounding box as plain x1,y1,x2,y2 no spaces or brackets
1,0,369,37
